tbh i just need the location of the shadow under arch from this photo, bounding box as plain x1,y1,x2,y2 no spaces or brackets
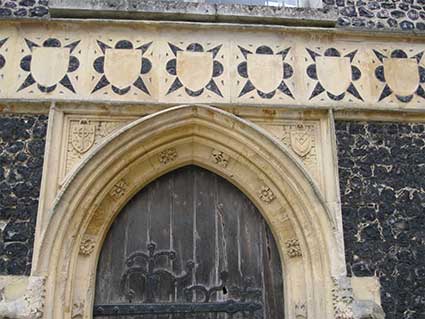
32,104,344,319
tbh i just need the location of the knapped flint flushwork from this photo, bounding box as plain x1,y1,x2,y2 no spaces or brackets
336,121,425,319
328,0,425,30
0,114,47,275
3,0,425,32
0,0,48,18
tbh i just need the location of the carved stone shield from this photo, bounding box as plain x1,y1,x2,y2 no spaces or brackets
247,54,283,93
71,120,96,154
383,58,419,96
176,51,213,91
104,49,142,89
290,126,312,157
316,56,351,96
31,47,69,87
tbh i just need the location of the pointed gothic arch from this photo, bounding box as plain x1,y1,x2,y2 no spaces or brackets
31,104,345,319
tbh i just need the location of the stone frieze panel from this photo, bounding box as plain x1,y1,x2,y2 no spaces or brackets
304,46,364,104
256,119,324,190
0,21,425,109
14,34,84,100
230,40,296,104
372,48,425,105
59,116,135,185
159,39,229,104
88,33,157,101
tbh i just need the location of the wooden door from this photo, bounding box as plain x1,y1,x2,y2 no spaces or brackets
94,165,284,318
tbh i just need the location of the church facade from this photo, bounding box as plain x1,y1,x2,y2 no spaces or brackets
0,1,423,318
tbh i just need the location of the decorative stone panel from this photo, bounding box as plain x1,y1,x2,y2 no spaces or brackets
0,114,47,275
256,119,324,190
336,121,425,319
61,116,131,182
1,20,425,109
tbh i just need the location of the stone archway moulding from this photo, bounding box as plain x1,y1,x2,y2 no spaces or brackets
30,105,348,319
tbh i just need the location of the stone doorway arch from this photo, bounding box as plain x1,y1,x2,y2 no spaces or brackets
30,105,344,319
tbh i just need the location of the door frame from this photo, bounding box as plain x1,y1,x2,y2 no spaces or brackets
32,105,344,319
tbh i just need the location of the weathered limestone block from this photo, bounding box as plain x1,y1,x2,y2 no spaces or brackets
333,276,385,319
0,276,46,319
353,300,386,319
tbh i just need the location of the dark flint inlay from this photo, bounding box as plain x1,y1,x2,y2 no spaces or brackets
166,59,177,76
238,62,248,78
115,40,133,49
206,79,223,97
351,66,361,81
20,55,32,72
141,58,152,75
43,38,61,48
93,57,105,74
213,61,224,78
91,75,110,94
239,80,255,97
256,45,273,55
307,64,317,80
185,87,204,97
310,82,325,99
166,78,183,95
187,43,203,52
68,56,80,73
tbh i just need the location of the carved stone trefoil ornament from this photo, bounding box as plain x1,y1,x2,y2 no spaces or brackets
290,124,313,158
211,149,230,168
71,120,96,154
109,179,128,201
258,185,275,203
295,303,307,319
286,238,302,258
79,235,96,256
72,301,84,319
159,148,178,165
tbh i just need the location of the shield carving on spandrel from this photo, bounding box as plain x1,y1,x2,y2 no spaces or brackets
290,125,312,158
247,54,283,94
176,51,213,92
383,58,419,97
31,47,70,87
104,49,142,89
71,120,96,154
316,56,351,96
